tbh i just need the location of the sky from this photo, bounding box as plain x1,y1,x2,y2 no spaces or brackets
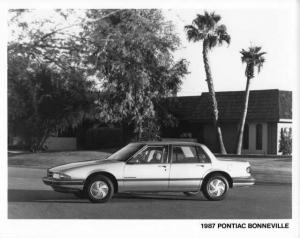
163,6,296,96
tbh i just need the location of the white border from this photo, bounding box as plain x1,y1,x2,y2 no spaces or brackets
0,0,299,238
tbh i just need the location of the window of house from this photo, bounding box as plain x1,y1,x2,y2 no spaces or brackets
242,124,249,150
256,124,263,150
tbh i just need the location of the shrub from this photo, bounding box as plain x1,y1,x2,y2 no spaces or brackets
78,127,123,149
279,128,292,155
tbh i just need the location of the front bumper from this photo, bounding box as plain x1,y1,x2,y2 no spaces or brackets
232,176,255,187
42,177,84,193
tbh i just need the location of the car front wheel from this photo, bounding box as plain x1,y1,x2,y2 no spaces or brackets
202,175,229,201
86,175,114,203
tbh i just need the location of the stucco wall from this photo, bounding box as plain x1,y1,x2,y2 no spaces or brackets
267,123,278,154
44,137,77,151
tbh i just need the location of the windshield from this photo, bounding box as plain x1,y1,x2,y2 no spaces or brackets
105,143,144,161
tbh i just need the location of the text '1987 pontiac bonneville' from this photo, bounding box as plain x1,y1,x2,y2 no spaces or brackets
42,141,255,203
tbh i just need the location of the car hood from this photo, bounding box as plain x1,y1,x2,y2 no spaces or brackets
49,159,120,172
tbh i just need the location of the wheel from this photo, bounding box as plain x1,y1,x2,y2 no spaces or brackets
86,175,114,203
183,191,201,197
73,191,86,199
202,174,229,201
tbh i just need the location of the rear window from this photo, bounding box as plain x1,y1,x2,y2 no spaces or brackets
172,145,211,163
172,146,199,163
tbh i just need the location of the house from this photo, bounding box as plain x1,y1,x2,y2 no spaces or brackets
161,89,292,155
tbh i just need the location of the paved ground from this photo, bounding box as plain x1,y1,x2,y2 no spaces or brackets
8,167,292,219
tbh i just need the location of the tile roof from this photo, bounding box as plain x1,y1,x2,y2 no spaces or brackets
164,89,292,122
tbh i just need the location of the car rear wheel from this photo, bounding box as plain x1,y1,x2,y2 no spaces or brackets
202,175,229,201
86,175,114,203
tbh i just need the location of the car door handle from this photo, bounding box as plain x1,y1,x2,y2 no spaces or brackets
158,165,167,171
196,164,205,167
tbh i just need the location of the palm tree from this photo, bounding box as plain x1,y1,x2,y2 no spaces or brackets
236,46,266,154
185,11,230,154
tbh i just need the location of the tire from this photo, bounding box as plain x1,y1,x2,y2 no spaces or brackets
86,175,114,203
183,191,201,197
202,174,229,201
73,191,86,199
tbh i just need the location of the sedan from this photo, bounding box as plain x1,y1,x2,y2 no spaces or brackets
42,141,255,203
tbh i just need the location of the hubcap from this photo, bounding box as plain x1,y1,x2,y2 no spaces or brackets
90,181,109,199
207,179,226,197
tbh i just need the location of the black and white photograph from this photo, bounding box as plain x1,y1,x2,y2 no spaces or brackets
1,0,299,237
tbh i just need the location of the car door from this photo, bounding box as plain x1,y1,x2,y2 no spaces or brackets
122,145,170,191
169,144,212,191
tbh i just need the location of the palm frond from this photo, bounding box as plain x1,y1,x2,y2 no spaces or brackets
216,24,227,34
256,52,267,58
207,35,218,49
256,57,265,73
210,11,221,23
185,11,230,49
193,14,206,31
184,25,204,42
240,45,267,76
253,46,262,53
216,25,231,45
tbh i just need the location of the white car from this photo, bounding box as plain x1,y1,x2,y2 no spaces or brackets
43,141,255,203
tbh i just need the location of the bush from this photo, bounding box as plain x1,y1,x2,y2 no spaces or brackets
279,128,292,155
77,127,123,149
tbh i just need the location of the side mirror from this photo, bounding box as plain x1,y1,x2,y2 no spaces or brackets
126,159,139,165
127,154,143,164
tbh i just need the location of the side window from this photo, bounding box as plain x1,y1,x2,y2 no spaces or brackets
172,146,200,163
129,146,167,164
196,146,211,163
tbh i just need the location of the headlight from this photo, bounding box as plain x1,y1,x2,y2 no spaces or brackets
52,172,71,180
246,167,251,173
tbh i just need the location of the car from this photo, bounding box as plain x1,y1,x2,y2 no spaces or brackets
42,141,255,203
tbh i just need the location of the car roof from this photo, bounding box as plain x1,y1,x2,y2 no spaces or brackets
130,141,204,146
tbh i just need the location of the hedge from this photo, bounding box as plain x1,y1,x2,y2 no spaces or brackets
77,127,124,149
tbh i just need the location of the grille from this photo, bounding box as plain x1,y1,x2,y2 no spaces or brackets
47,170,53,177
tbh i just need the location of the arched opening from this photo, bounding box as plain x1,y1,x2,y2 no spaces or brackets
256,124,263,150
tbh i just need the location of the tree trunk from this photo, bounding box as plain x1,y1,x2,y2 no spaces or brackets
37,130,49,151
202,41,227,154
236,76,251,154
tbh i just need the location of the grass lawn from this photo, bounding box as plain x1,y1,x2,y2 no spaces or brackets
8,150,291,184
8,150,114,169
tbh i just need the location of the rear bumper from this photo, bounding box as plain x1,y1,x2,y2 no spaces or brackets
42,177,84,193
232,176,255,187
